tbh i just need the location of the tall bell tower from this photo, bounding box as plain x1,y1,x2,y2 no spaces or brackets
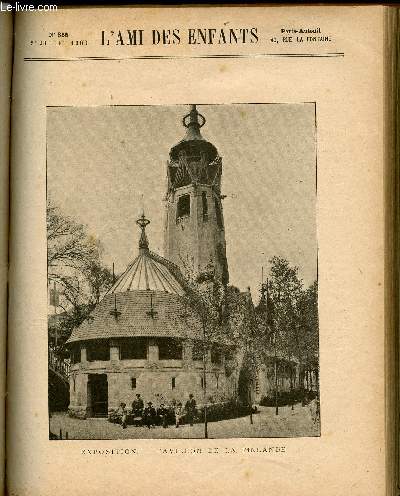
164,105,229,285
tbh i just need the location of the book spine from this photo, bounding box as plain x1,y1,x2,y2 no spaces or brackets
385,6,400,496
0,8,13,495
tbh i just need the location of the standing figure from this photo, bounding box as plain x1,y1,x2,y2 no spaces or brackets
118,402,127,429
185,394,197,427
174,402,184,428
143,401,156,429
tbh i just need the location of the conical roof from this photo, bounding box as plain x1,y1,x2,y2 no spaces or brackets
105,250,185,296
104,213,185,297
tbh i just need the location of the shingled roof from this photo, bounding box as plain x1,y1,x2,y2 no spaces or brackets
67,290,202,344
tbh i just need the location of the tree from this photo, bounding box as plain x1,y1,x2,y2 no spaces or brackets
227,286,261,423
176,251,250,436
297,281,319,392
49,302,95,356
263,257,319,406
47,201,99,274
180,275,226,439
83,261,114,305
269,257,301,402
47,200,113,347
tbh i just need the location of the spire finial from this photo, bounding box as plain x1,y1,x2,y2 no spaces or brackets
182,104,206,134
136,212,150,251
189,104,199,125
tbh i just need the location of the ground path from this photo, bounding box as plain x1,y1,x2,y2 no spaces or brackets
50,403,320,439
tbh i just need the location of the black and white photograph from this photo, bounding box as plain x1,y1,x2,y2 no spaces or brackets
47,103,319,439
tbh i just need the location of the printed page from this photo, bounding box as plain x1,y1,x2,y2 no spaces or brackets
0,9,13,495
8,6,386,496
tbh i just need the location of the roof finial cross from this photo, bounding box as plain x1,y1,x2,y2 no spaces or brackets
146,293,158,319
136,212,150,251
110,294,121,319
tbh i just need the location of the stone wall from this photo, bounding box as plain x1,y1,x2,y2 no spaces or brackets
107,366,234,411
69,357,236,418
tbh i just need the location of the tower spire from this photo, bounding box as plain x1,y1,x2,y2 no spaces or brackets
165,105,229,285
188,105,200,125
182,104,206,141
136,212,150,251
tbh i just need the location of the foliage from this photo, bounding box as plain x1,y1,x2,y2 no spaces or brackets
177,258,258,436
83,261,114,305
47,201,99,273
49,303,95,354
196,400,252,422
258,256,319,389
260,389,317,407
47,200,113,346
297,281,319,369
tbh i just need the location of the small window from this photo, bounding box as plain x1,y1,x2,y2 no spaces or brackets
73,375,76,392
214,198,223,229
202,191,208,221
201,377,204,389
171,377,176,389
131,377,137,389
177,194,190,219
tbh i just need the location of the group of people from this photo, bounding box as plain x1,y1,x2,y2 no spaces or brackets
117,393,197,430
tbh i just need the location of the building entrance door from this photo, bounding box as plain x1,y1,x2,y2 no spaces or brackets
87,374,108,417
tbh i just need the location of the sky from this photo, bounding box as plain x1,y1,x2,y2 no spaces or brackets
47,103,317,301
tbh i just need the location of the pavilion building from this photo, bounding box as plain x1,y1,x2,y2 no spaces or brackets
66,105,236,418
